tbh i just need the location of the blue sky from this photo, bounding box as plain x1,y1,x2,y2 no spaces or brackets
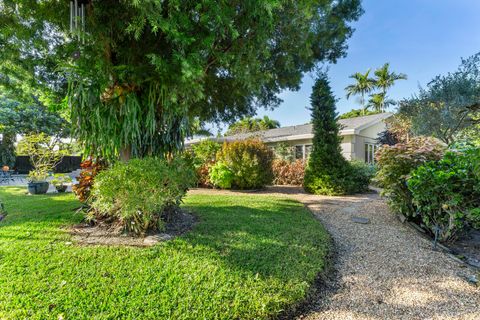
212,0,480,133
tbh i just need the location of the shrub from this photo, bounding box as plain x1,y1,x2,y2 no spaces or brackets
213,139,274,189
209,161,234,189
73,158,108,203
190,140,221,188
407,147,480,242
272,159,305,185
375,137,445,219
349,160,376,192
91,157,195,235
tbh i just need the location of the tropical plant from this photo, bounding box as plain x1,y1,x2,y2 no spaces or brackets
226,116,281,136
339,108,381,119
375,137,445,220
2,1,363,160
398,53,480,145
345,70,376,115
213,139,274,189
370,63,407,112
17,133,67,182
367,92,396,112
272,159,306,186
72,158,108,203
91,157,195,235
305,73,370,195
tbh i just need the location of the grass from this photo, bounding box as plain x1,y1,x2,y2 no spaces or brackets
0,187,330,319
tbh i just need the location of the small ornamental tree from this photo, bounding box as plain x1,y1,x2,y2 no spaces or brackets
304,74,355,195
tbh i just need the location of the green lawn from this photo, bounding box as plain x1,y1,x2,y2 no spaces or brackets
0,187,330,320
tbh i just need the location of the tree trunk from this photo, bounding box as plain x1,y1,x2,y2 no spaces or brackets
119,145,132,162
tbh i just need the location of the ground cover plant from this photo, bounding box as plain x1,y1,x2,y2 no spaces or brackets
0,187,330,319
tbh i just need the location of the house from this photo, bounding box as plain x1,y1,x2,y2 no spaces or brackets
188,113,393,163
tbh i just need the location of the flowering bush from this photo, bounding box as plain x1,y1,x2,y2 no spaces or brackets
272,159,305,185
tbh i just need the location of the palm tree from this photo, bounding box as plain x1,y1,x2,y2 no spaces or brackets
259,116,280,130
367,93,396,112
373,63,407,111
345,70,376,115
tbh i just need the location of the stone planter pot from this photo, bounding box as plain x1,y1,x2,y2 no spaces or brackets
27,181,49,195
55,185,68,193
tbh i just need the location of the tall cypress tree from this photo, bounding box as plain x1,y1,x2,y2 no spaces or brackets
304,73,353,195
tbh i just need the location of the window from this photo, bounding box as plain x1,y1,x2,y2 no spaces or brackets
294,144,313,160
295,145,304,160
365,143,379,164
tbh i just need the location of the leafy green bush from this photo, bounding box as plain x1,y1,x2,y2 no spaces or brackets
91,157,195,235
407,147,480,242
209,161,234,189
375,137,445,220
213,139,274,189
190,140,221,187
349,160,376,192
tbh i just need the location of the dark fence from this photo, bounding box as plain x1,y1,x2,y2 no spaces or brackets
14,156,82,174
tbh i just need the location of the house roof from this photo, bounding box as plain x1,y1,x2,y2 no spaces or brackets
187,112,393,145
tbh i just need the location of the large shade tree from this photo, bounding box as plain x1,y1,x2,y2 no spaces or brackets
1,0,363,160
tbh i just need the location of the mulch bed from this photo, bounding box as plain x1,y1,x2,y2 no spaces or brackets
70,209,197,247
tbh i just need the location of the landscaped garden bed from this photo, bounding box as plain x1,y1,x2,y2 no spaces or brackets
0,187,330,319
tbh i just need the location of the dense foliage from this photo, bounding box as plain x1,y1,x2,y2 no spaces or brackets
189,140,221,187
407,147,480,242
91,157,195,235
304,74,370,195
375,137,446,220
225,116,280,136
272,159,306,186
2,1,363,159
0,98,68,166
211,140,274,189
339,108,381,119
399,52,480,144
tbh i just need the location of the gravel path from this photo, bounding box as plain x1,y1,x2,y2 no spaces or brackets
189,187,480,320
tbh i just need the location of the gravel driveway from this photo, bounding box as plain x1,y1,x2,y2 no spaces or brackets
189,187,480,320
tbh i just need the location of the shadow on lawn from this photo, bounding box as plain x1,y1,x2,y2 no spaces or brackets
181,198,331,281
